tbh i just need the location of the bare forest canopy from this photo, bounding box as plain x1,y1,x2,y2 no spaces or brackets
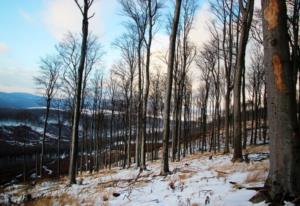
0,0,299,204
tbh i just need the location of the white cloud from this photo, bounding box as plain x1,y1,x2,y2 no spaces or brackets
190,2,214,48
187,3,214,91
0,42,9,54
152,34,169,51
42,0,110,40
0,66,37,93
147,33,170,74
152,33,169,64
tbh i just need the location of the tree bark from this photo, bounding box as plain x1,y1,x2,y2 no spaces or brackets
262,0,300,200
69,0,91,184
40,98,51,177
232,0,254,162
141,0,155,170
161,0,182,175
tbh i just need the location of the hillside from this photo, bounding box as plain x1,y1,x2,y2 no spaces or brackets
0,145,283,206
0,92,42,109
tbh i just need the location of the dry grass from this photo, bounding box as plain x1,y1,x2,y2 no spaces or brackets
246,161,269,173
244,170,267,183
25,193,79,206
25,196,54,206
58,194,80,206
208,162,233,173
178,173,190,181
245,144,268,154
208,158,269,175
79,168,117,179
215,170,228,178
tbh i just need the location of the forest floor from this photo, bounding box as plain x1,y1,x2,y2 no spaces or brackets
0,144,293,206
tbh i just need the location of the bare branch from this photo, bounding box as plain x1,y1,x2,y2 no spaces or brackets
74,0,84,15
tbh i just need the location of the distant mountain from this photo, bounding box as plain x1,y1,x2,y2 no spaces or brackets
0,92,43,109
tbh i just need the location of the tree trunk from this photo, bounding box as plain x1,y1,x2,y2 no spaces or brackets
262,0,300,200
232,0,254,162
136,40,143,167
40,98,51,177
242,66,247,149
222,0,234,155
263,86,267,144
127,79,133,168
69,0,90,184
224,86,230,153
161,0,182,175
57,106,61,176
109,107,114,170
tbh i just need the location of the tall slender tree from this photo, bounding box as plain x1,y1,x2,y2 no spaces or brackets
119,0,148,167
161,0,182,175
141,0,161,169
69,0,95,184
113,30,137,168
232,0,254,162
34,55,61,177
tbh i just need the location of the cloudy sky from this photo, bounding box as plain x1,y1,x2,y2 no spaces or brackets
0,0,212,94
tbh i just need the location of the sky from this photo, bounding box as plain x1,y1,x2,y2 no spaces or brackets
0,0,212,94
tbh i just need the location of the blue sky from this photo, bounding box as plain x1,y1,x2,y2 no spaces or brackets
0,0,125,93
0,1,54,92
0,0,209,94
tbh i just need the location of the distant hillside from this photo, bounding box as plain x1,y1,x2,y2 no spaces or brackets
0,92,43,108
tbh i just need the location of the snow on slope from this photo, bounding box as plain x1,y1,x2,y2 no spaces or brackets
0,145,291,206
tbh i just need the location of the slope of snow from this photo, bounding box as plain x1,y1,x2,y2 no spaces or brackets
0,145,286,206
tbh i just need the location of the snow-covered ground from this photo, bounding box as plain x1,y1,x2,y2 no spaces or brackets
0,145,290,206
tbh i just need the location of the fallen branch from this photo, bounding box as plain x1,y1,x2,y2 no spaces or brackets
215,170,228,175
200,176,217,180
245,186,266,191
229,181,244,189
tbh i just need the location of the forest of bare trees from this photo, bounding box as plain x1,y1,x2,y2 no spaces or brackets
25,0,300,203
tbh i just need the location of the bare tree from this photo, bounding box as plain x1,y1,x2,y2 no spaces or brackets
149,69,164,161
209,0,239,154
112,60,134,168
57,33,102,125
161,0,182,175
34,55,61,177
54,97,63,177
141,0,162,170
172,0,197,162
196,40,217,154
116,39,137,168
69,0,95,184
232,0,254,162
119,0,148,168
107,72,118,170
90,69,103,172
